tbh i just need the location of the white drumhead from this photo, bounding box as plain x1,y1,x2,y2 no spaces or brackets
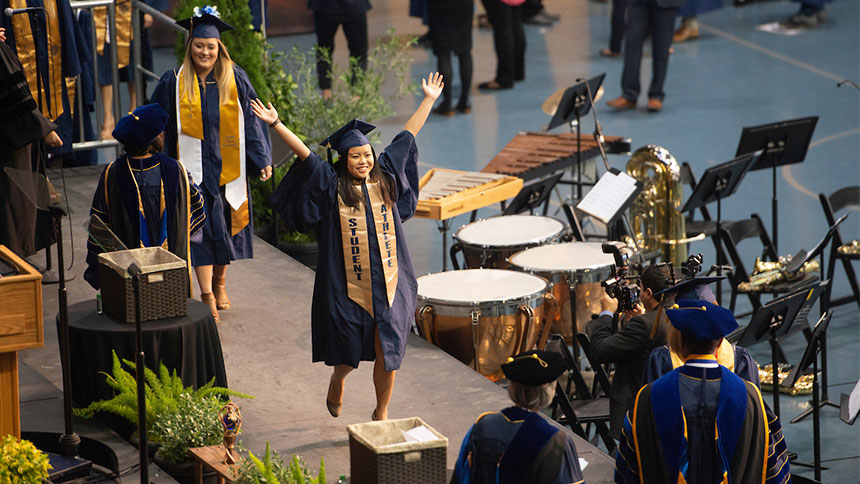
418,269,546,302
454,215,563,246
510,242,616,271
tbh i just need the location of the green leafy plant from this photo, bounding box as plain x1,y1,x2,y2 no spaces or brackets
234,442,326,484
74,350,252,440
151,393,225,464
0,435,51,484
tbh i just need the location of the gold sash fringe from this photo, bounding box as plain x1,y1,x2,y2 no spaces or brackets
339,182,398,317
10,0,64,120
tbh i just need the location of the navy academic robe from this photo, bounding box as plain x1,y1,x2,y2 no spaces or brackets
151,65,271,266
452,406,586,484
270,131,419,372
615,358,791,484
0,0,81,153
84,153,206,290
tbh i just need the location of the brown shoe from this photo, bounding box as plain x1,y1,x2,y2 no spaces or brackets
607,96,636,110
201,292,220,323
647,98,663,112
599,48,621,57
673,25,700,42
212,276,232,310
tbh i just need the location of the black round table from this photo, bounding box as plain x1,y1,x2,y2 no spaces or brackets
62,298,228,410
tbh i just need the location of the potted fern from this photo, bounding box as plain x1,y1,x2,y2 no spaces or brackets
233,442,327,484
74,351,252,451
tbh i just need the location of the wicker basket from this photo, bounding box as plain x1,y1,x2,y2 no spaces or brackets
98,247,188,323
347,417,447,484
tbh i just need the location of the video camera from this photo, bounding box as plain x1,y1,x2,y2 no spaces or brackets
601,241,640,312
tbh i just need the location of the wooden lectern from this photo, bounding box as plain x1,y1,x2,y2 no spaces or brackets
0,245,43,438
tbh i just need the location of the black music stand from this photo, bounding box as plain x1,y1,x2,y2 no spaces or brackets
781,311,833,482
735,116,818,252
737,285,819,419
546,74,605,201
503,172,564,216
681,153,756,304
839,379,860,425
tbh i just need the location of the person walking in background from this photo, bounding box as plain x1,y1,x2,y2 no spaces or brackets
600,0,626,57
673,0,722,42
478,0,525,90
781,0,831,28
429,0,473,116
606,0,684,112
308,0,370,99
521,0,560,26
151,6,272,323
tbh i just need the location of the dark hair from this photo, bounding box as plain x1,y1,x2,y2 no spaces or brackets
640,264,672,294
680,332,721,355
335,146,397,209
123,136,163,157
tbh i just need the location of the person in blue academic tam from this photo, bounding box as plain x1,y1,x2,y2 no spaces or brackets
151,6,272,323
253,72,443,421
84,104,206,294
451,350,586,484
615,300,792,484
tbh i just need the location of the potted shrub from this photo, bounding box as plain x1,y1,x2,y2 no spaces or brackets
233,442,327,484
0,435,51,483
74,351,252,451
151,393,225,483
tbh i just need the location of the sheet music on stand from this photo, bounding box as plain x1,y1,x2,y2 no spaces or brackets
576,169,642,225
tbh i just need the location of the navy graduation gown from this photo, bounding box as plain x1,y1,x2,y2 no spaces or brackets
643,343,761,387
84,153,206,290
151,65,271,266
270,131,419,372
452,406,585,484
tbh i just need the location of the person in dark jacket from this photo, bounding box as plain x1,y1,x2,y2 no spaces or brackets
584,263,673,439
428,0,473,115
309,0,371,99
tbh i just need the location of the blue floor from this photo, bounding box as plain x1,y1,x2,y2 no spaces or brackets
137,0,859,480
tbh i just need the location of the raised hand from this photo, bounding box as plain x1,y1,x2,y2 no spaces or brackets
251,98,278,126
422,72,444,101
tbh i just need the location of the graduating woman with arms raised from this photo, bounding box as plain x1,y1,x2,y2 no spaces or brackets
151,6,272,323
253,73,443,420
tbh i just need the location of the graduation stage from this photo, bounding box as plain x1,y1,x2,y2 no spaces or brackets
17,163,616,482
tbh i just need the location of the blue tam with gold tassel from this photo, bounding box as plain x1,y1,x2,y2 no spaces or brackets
665,299,738,341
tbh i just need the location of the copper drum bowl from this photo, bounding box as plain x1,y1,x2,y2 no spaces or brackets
450,215,565,270
415,269,557,381
508,242,616,343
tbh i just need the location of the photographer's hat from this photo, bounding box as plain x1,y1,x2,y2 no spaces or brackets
666,299,738,341
112,104,169,148
502,350,566,385
320,119,376,164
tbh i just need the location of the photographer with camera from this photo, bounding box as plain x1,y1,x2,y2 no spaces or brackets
585,262,674,440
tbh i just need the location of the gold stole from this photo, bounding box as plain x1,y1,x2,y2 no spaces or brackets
338,182,398,318
175,66,247,235
671,339,736,372
94,0,132,68
10,0,64,120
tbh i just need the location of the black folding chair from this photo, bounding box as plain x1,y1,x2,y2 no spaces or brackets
819,186,860,310
718,214,818,315
545,334,616,454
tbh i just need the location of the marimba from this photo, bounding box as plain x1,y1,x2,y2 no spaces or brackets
416,168,523,270
481,131,631,182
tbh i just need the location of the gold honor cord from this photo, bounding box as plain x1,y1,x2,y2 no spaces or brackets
338,182,398,317
94,0,132,67
10,0,64,120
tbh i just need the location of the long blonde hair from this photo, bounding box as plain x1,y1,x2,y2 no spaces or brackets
180,37,235,106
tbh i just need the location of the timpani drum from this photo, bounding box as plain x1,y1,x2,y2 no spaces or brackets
450,215,565,270
415,269,556,381
508,242,616,342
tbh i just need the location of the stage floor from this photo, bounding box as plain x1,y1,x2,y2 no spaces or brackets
21,0,860,481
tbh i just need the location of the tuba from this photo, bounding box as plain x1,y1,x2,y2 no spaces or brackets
626,145,687,265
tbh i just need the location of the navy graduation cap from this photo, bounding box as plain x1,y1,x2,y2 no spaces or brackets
665,299,739,341
502,350,566,385
176,5,234,39
112,103,169,147
320,119,376,163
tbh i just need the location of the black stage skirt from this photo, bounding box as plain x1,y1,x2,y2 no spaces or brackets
428,3,474,55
